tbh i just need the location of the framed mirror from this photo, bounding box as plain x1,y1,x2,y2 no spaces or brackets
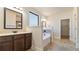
4,8,22,29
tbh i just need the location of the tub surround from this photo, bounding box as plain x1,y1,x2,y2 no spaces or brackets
42,27,53,49
43,32,51,48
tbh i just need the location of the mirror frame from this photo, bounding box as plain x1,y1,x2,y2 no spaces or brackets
4,8,23,29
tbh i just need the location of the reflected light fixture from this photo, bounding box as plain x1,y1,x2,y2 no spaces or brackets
41,18,46,22
13,7,23,11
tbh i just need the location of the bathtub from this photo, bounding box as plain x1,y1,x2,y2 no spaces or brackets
43,32,51,47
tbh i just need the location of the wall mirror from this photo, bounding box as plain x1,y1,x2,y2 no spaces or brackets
4,8,22,29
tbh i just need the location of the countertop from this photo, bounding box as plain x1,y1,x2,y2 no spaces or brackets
0,32,32,36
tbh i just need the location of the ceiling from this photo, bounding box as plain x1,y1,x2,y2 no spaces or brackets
33,7,73,17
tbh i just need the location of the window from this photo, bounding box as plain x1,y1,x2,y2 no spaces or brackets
29,12,39,27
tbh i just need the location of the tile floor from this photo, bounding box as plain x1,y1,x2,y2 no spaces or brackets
44,38,79,51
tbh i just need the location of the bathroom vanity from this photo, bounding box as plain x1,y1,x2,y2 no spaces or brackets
0,32,32,51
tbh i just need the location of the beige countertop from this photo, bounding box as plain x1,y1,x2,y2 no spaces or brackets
0,32,32,36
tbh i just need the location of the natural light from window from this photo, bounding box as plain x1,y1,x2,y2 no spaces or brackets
29,12,39,27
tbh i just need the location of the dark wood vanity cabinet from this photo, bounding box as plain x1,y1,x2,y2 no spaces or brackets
0,36,13,51
14,35,24,51
0,33,32,51
25,33,32,50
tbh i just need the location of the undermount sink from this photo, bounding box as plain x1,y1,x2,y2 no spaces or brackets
12,31,18,33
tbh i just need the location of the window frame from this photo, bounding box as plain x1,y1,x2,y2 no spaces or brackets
29,11,39,27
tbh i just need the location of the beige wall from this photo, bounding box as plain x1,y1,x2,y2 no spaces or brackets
47,9,76,43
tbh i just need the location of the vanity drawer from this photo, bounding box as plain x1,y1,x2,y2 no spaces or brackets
14,34,24,39
0,36,12,42
26,37,32,39
26,33,32,37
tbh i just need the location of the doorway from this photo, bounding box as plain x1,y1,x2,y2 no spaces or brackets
61,19,70,39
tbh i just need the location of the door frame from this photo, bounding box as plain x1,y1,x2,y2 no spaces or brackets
60,19,70,40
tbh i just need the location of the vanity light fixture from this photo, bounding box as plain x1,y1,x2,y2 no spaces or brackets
13,7,23,11
5,7,23,13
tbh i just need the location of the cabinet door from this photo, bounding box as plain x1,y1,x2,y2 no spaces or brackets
25,33,32,50
0,36,13,51
14,35,24,51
